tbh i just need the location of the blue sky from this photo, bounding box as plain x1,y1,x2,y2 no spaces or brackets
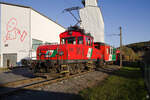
0,0,150,47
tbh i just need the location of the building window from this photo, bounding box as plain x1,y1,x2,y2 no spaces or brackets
32,39,43,51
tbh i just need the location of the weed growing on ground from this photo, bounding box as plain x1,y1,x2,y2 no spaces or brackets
79,66,148,100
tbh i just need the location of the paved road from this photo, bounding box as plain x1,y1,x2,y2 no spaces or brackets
0,67,34,84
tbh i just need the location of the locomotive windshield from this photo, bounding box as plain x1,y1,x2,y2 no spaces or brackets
68,37,76,44
61,37,76,44
61,37,84,45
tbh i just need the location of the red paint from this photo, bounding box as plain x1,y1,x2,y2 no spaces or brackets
36,30,102,61
36,27,118,62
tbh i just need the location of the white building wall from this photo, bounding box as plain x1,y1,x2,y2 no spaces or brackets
80,0,104,43
1,4,30,67
30,10,65,59
0,3,66,67
31,10,65,43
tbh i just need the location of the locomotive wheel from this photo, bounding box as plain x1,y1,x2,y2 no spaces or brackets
76,64,81,73
56,65,61,73
60,64,70,75
80,63,85,72
65,72,70,77
34,62,40,73
78,63,84,73
86,61,94,71
97,59,104,68
68,64,75,75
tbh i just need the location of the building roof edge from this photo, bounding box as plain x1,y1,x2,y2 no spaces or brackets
0,2,66,29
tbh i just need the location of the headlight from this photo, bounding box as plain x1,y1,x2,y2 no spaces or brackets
59,51,64,56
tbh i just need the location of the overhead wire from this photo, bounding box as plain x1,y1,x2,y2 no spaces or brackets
62,0,82,26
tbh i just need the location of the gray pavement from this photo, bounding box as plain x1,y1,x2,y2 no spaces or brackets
0,67,34,84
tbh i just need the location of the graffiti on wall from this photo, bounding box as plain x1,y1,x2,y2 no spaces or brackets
4,17,28,43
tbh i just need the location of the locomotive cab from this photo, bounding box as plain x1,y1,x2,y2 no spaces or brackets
60,26,94,47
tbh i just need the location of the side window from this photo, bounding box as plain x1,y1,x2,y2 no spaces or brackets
88,39,90,46
91,39,93,46
109,47,112,54
32,39,43,51
61,39,65,44
110,48,113,54
86,37,90,46
86,37,88,45
77,37,83,44
107,48,109,54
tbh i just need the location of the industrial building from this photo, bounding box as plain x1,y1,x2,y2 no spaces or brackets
0,2,65,67
80,0,104,42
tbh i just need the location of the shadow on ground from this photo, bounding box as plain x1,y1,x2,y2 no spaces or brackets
0,67,35,84
0,87,83,100
4,67,35,78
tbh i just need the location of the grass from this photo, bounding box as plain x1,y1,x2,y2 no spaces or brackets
79,66,148,100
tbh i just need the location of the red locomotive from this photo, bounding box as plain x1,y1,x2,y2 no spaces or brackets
33,26,118,74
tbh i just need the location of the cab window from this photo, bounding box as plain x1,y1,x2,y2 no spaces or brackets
61,37,76,44
77,37,83,44
68,37,76,44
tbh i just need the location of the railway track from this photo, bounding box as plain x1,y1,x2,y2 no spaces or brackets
0,70,94,96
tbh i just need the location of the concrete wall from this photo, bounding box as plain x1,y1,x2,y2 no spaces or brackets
31,10,65,43
80,0,104,43
80,7,104,42
85,0,98,6
0,4,30,67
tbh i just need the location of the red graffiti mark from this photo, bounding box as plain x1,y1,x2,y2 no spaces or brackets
7,18,17,32
4,17,28,43
20,31,27,42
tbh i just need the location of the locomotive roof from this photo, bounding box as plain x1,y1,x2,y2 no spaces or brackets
94,42,109,46
94,42,116,48
60,26,93,38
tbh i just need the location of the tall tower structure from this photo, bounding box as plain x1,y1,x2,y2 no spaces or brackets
80,0,104,42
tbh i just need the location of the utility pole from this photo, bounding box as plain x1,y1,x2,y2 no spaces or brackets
120,26,122,67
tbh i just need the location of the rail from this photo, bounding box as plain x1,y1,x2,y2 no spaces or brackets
0,70,94,96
